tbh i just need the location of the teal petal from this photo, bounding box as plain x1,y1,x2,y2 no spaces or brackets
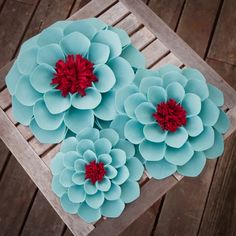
20,35,39,55
50,152,64,176
165,127,188,148
115,139,135,158
126,157,144,181
104,183,121,200
135,102,156,125
71,87,101,109
12,96,33,125
60,137,78,153
60,32,90,56
78,202,101,223
177,152,206,177
60,194,80,214
143,124,167,143
64,107,94,134
145,159,177,179
165,142,194,166
63,151,80,169
100,128,119,146
49,20,72,30
110,149,126,168
214,109,230,134
93,30,121,59
88,43,110,65
110,115,129,139
166,82,185,103
189,126,215,151
184,116,203,137
182,68,206,82
86,18,107,31
38,27,63,46
98,154,112,165
199,98,220,126
37,44,65,66
139,140,166,161
84,179,97,195
134,68,159,87
110,27,130,47
86,191,104,209
15,76,42,106
105,165,117,179
33,99,64,130
112,166,129,185
93,64,116,93
74,159,87,172
139,76,162,95
72,172,85,185
147,86,167,106
96,177,111,192
101,199,125,218
59,169,74,187
68,185,86,203
83,150,97,163
76,127,99,142
94,138,112,155
77,141,95,157
208,84,224,107
162,71,187,88
120,180,140,203
30,119,66,144
181,93,201,117
124,119,145,144
158,64,181,76
52,175,67,197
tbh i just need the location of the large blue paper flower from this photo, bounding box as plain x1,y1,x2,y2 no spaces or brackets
6,18,145,143
50,127,144,223
112,65,230,179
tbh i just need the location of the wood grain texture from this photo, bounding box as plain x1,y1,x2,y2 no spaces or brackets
0,138,9,175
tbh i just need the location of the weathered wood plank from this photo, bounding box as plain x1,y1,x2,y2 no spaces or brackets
0,138,10,175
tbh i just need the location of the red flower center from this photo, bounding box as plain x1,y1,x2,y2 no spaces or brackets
85,160,106,185
51,54,98,97
153,99,187,132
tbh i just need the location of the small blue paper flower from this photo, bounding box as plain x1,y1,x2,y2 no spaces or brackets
6,18,145,144
112,64,230,179
50,127,144,223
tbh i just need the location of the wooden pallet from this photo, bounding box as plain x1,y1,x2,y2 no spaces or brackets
0,0,236,235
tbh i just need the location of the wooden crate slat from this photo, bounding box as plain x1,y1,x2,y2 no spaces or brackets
0,88,11,110
151,53,183,69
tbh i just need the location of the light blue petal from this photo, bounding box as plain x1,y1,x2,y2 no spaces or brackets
78,202,101,223
33,99,64,130
165,127,188,148
135,145,146,164
199,98,220,126
110,115,129,139
72,172,85,185
135,102,156,125
166,82,185,102
184,116,203,137
105,165,117,179
94,138,112,155
84,179,97,195
60,32,90,56
189,126,215,151
124,119,145,144
208,84,224,107
37,44,65,67
115,85,138,114
44,90,71,114
38,27,63,46
181,93,201,117
108,57,135,90
76,127,99,142
63,151,80,170
112,165,129,185
93,30,122,59
120,45,145,69
158,64,181,76
115,139,135,158
64,107,94,134
139,140,166,161
101,199,125,218
162,71,188,88
50,152,64,176
94,91,117,121
74,159,87,172
147,86,167,106
77,141,95,157
145,159,177,179
96,177,111,192
59,169,74,187
93,64,116,93
204,129,224,159
182,68,206,82
110,27,130,47
30,64,55,93
86,191,104,209
110,149,126,168
126,157,144,181
15,76,42,106
177,152,206,177
88,43,110,65
60,194,80,214
86,18,107,31
165,142,194,166
98,154,112,165
20,35,39,55
143,124,167,143
68,185,86,203
214,109,230,134
60,137,78,153
100,128,119,146
49,20,72,30
12,96,33,125
104,183,121,200
17,47,38,74
30,119,66,144
52,175,67,197
71,87,101,109
120,180,140,203
139,76,162,95
134,68,159,87
95,119,112,130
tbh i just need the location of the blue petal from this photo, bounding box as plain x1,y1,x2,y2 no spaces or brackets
84,179,97,195
77,141,95,157
139,140,166,161
104,183,121,200
60,137,78,153
134,102,156,125
145,159,177,179
143,124,167,143
100,128,119,146
76,127,99,142
20,35,39,55
208,84,224,107
78,202,101,223
184,116,203,137
74,159,87,172
165,127,188,148
94,138,112,155
177,152,206,177
166,82,185,103
110,149,126,168
98,154,112,165
86,191,104,209
134,68,159,87
68,185,86,203
162,71,187,88
96,177,111,192
64,107,94,134
63,151,80,169
126,157,144,181
182,68,206,82
120,180,140,203
158,64,181,76
101,199,125,218
38,27,63,46
181,93,201,117
110,115,130,139
50,152,64,176
115,139,135,158
112,166,129,185
214,109,230,134
104,165,117,179
147,86,167,106
52,175,67,197
139,77,162,95
86,18,107,31
60,194,80,214
59,169,74,187
109,27,130,47
60,32,90,56
72,172,85,185
88,43,110,65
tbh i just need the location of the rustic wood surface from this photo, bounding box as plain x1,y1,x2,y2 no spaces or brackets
0,0,235,235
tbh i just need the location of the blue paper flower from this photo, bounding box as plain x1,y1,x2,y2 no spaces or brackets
6,18,145,143
50,127,144,223
112,64,230,179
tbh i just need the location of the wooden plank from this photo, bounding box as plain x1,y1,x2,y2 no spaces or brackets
120,0,236,109
0,88,11,110
151,53,183,69
0,138,10,175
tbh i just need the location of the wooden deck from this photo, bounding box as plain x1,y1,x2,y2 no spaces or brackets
0,0,235,235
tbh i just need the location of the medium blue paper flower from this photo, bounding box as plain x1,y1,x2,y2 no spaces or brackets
112,64,230,179
6,18,145,144
50,127,144,223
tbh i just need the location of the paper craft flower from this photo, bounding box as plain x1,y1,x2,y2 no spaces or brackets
50,127,144,223
6,18,145,143
112,64,230,179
